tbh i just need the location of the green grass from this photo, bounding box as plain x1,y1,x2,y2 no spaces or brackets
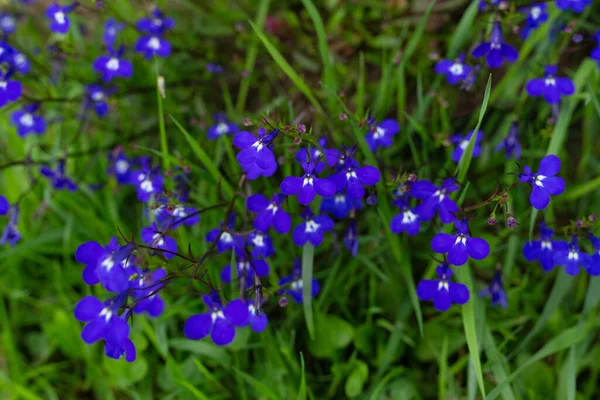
1,1,600,399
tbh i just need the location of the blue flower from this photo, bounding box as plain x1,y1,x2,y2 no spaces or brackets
141,222,177,260
526,65,574,104
555,0,591,12
451,130,483,163
86,85,109,117
495,122,521,159
416,263,469,311
281,160,336,205
366,118,400,151
343,220,359,256
240,301,268,333
279,258,320,303
11,104,46,137
1,203,21,246
293,209,334,247
295,138,328,174
472,22,519,68
74,294,130,347
136,7,174,35
104,18,125,48
234,128,279,180
155,203,200,230
75,238,134,293
135,35,171,59
248,230,275,258
206,216,245,255
220,256,270,284
412,178,459,224
93,47,133,82
0,69,22,108
519,4,549,39
320,190,362,219
107,151,132,184
328,164,380,200
0,13,16,35
129,162,164,202
104,338,136,362
207,114,239,140
480,270,507,308
431,219,490,266
390,202,421,236
523,223,568,271
130,268,166,317
435,54,472,85
0,196,8,216
519,154,565,210
554,236,590,276
246,193,291,234
184,291,248,346
40,160,77,191
585,234,600,276
46,3,76,34
478,0,501,11
10,49,30,75
592,31,600,65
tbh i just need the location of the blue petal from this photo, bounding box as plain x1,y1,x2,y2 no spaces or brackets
530,185,550,210
448,243,468,266
431,233,455,254
105,316,130,347
416,279,437,301
450,282,470,305
538,154,561,176
74,296,103,322
250,313,268,333
81,318,106,344
223,299,249,326
184,313,212,340
211,318,235,346
466,238,490,260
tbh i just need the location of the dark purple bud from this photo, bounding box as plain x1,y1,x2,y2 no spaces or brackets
297,124,306,135
293,137,302,145
488,216,497,226
590,215,596,222
506,216,518,229
241,70,249,78
243,117,252,126
339,113,348,121
576,220,584,229
408,173,417,182
279,297,288,308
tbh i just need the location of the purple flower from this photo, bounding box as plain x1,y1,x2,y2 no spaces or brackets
555,0,591,12
86,85,109,117
416,263,469,311
343,220,359,256
40,160,77,191
184,292,248,346
135,35,171,59
104,18,125,48
0,13,16,35
431,219,490,266
240,301,268,333
329,164,380,200
320,190,362,219
75,238,134,292
206,63,225,73
156,203,200,230
0,70,22,108
525,65,574,104
93,48,133,82
366,119,400,151
280,160,336,205
519,154,565,210
495,122,521,159
292,209,334,247
295,138,328,174
141,223,177,260
325,144,360,172
480,271,507,308
519,4,549,39
136,7,174,35
46,3,76,34
279,258,320,303
130,163,164,202
592,31,600,64
74,294,130,347
220,256,270,284
107,151,131,184
523,223,568,271
435,54,472,85
104,338,136,362
1,204,21,246
554,237,590,276
451,130,483,163
390,202,421,236
584,234,600,276
206,216,245,255
234,128,279,180
10,49,30,75
11,104,46,137
478,0,501,11
248,230,275,258
472,22,519,68
246,193,291,234
130,268,166,317
412,178,459,223
207,114,239,140
0,196,8,216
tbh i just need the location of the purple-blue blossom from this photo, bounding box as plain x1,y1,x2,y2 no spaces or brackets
472,22,519,68
207,114,239,140
523,223,568,272
234,128,279,180
74,294,131,349
343,220,359,256
412,178,459,224
220,256,270,285
585,234,600,276
451,130,483,163
295,138,328,174
240,301,268,333
93,47,133,82
480,270,507,308
431,219,490,266
279,258,320,304
248,230,275,258
107,151,132,184
280,160,336,205
526,65,574,104
141,223,177,259
86,85,109,117
40,160,77,191
46,2,77,34
554,236,590,276
206,216,245,255
0,70,22,108
246,193,291,234
11,104,46,137
130,162,164,202
390,202,421,236
435,54,472,85
555,0,591,12
328,164,380,200
0,196,8,216
519,4,549,39
104,18,125,48
292,209,334,247
495,122,521,160
519,154,565,210
366,119,400,151
130,268,166,317
320,190,362,219
1,203,21,246
0,13,16,35
416,263,469,311
75,238,134,293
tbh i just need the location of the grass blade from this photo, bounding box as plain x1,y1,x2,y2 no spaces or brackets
447,0,479,59
302,243,316,340
156,76,169,170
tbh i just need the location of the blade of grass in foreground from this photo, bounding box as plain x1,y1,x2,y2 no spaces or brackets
156,76,170,170
302,243,316,340
250,21,324,114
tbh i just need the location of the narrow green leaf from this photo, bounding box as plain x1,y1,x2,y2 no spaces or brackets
156,77,169,170
296,352,307,400
302,243,315,340
233,367,280,400
483,327,516,400
176,379,210,400
447,0,479,59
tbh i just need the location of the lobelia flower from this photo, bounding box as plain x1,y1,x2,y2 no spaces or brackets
130,161,164,202
93,46,133,83
495,122,521,159
416,263,470,311
130,268,166,317
592,31,600,66
390,201,421,236
478,0,501,11
435,54,472,85
412,178,459,224
234,128,279,180
0,69,22,108
519,3,549,40
526,65,574,104
220,256,270,285
584,234,600,276
451,130,483,163
0,195,8,216
75,238,134,292
11,49,30,75
11,104,46,137
135,34,171,59
280,160,336,205
324,144,359,172
523,223,568,271
0,41,12,63
40,160,77,191
104,337,136,362
343,220,359,256
431,219,490,266
554,236,590,276
279,258,320,303
136,7,174,35
328,163,381,200
86,84,109,117
519,154,565,210
248,230,275,258
320,190,362,219
207,113,239,140
246,193,291,234
293,209,334,247
141,223,177,260
74,293,131,348
158,203,200,230
295,138,328,174
480,270,507,308
46,2,77,34
0,13,16,35
472,22,519,68
240,300,268,333
206,216,245,255
1,204,21,246
104,18,125,48
366,118,400,152
555,0,591,12
184,291,248,346
107,151,132,184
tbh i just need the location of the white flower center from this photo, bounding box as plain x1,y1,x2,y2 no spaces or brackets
402,210,417,224
568,250,579,261
459,139,469,150
14,54,25,66
0,81,6,89
20,113,33,127
152,233,165,247
92,91,104,101
454,235,467,246
345,170,357,181
433,189,446,202
211,310,225,323
450,63,464,76
291,279,303,290
215,122,229,135
252,141,264,151
1,16,15,30
173,206,186,217
545,77,556,87
334,195,346,204
491,42,502,50
530,6,541,19
305,220,320,233
99,307,113,322
115,159,129,174
534,175,546,188
148,37,161,50
541,240,552,250
100,256,115,271
252,234,265,247
373,126,386,140
220,232,233,243
106,58,120,71
303,176,314,186
437,280,449,291
267,203,278,214
55,11,66,25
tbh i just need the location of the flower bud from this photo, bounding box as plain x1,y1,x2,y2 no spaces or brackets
488,215,497,226
279,297,288,308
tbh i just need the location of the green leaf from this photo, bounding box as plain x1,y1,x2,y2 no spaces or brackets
233,367,280,400
156,76,169,170
296,353,307,400
447,0,479,59
176,379,210,400
345,360,369,398
302,243,315,340
309,313,355,358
